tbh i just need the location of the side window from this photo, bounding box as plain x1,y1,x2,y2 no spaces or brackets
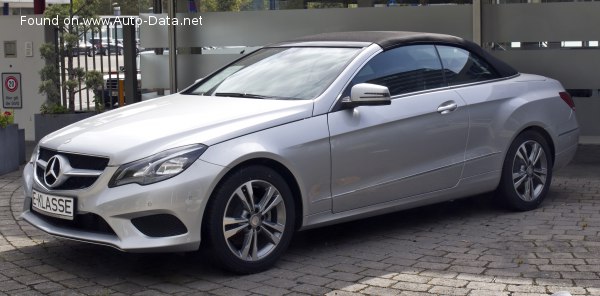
436,45,499,85
344,45,445,97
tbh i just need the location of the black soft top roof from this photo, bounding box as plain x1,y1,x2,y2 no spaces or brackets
280,31,518,78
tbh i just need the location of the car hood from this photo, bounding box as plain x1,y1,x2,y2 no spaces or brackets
39,94,314,165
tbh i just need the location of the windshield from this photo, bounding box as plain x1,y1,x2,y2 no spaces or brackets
185,47,361,100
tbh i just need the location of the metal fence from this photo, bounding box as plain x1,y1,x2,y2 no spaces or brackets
52,18,138,112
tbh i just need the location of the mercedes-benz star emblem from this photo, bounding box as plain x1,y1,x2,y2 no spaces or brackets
44,155,69,188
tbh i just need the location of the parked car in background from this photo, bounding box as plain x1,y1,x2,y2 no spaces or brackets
22,31,578,274
100,41,123,55
97,55,144,108
89,38,123,55
135,39,146,54
68,40,94,56
96,71,142,108
89,37,103,50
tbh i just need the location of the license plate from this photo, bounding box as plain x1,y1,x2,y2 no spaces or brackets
32,190,75,220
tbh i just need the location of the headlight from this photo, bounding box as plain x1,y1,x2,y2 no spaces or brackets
108,144,207,187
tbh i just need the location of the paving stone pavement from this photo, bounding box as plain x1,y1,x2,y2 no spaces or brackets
1,147,600,295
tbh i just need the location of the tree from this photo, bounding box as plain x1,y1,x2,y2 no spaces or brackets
39,0,104,113
93,0,153,15
200,0,253,12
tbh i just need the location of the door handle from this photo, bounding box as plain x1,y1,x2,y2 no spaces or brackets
437,101,458,114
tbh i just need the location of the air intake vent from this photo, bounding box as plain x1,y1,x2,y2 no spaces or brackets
131,214,188,237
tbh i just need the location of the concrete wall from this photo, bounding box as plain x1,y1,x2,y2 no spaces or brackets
492,50,600,90
482,2,600,43
483,2,600,89
0,15,46,141
574,96,600,143
483,2,600,139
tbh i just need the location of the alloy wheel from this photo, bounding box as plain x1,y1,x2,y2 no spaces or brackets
222,180,286,261
511,140,548,202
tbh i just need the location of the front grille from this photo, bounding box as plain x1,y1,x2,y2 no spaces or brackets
36,147,109,190
31,209,117,236
56,176,98,190
38,148,109,170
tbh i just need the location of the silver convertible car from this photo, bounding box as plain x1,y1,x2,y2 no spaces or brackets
22,31,579,273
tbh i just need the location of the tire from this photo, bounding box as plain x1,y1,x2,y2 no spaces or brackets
205,165,296,274
497,130,553,211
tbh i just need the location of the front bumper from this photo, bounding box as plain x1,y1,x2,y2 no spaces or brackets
21,159,224,252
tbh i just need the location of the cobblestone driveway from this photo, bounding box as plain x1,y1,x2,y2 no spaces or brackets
1,146,599,296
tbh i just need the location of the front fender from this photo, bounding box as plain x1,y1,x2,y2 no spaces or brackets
200,115,332,220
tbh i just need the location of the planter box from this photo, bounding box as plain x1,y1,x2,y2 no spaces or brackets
0,124,20,175
18,129,25,164
34,113,95,143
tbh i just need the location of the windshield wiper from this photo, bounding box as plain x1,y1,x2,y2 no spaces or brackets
214,92,272,100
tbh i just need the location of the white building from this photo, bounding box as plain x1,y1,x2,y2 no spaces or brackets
2,0,69,15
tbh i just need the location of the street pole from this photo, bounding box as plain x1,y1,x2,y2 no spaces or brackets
34,0,45,14
168,0,178,93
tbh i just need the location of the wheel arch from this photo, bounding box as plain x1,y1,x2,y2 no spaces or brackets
496,124,555,211
201,157,304,242
507,125,556,166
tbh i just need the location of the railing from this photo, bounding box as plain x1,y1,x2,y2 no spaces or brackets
53,18,139,112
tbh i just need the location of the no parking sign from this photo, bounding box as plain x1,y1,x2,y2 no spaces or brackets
2,73,22,109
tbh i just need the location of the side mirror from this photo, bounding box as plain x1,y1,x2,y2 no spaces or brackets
343,83,391,108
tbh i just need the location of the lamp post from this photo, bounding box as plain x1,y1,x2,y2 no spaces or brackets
112,2,120,16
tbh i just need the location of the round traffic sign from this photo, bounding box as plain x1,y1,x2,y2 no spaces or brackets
5,76,18,93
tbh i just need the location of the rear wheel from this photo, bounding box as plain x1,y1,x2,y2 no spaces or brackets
498,130,553,211
205,165,295,274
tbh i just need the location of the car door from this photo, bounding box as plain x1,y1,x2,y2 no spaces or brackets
328,45,469,213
